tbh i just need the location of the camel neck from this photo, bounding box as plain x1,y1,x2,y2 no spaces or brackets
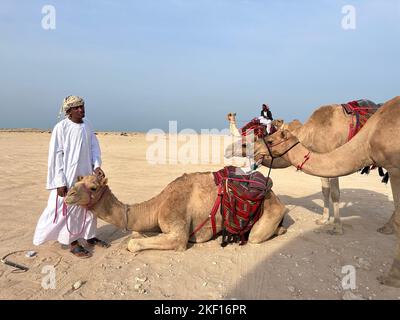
283,137,373,178
91,187,159,232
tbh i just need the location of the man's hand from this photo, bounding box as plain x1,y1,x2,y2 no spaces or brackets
57,186,68,197
94,167,105,179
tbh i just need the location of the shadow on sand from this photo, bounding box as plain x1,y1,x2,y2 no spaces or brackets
223,188,397,299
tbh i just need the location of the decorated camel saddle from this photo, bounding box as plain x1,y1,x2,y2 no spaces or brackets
212,166,273,246
341,99,388,181
341,99,382,140
240,118,278,138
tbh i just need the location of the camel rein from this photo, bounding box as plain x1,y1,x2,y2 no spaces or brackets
263,137,310,171
54,195,89,236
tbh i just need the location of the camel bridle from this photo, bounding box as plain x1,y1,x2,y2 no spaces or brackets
253,136,300,179
53,181,109,237
260,136,314,172
80,183,109,210
79,183,131,232
263,136,300,159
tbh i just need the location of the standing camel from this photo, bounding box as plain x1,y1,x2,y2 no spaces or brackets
225,101,387,235
65,172,287,254
248,96,400,287
227,113,241,137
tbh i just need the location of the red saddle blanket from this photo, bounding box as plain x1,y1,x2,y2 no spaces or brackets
240,118,277,138
213,166,273,242
341,99,382,140
240,118,266,138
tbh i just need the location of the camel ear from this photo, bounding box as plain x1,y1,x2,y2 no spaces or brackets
77,176,84,182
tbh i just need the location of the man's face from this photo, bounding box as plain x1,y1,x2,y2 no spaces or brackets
68,105,85,120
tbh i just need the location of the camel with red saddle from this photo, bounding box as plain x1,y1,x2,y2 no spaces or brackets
249,96,400,287
64,168,286,254
225,99,389,235
226,113,283,138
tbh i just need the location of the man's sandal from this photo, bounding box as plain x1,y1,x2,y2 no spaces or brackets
70,245,92,258
86,237,111,248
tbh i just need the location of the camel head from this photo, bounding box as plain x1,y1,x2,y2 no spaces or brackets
226,112,237,123
284,119,302,131
271,119,302,131
224,136,256,159
65,175,108,208
224,135,291,169
257,129,299,161
271,119,284,129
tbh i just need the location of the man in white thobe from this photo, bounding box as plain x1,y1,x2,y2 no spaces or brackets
33,96,109,258
258,103,274,134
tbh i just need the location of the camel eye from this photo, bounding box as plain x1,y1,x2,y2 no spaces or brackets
90,186,97,192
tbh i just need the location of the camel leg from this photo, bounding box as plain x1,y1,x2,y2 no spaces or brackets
377,168,397,235
378,169,400,287
377,211,400,286
127,231,188,253
327,177,343,235
127,218,189,254
377,211,395,234
316,178,331,225
248,193,286,244
130,231,146,239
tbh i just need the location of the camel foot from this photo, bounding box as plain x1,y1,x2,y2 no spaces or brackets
275,226,287,236
377,274,400,288
320,223,344,235
315,217,330,226
377,223,394,235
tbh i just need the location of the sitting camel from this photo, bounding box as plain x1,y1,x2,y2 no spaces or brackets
225,100,388,235
248,96,400,287
64,172,287,254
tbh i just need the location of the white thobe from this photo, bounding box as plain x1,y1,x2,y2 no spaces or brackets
33,118,102,245
257,116,272,133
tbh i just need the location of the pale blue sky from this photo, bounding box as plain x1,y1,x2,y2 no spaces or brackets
0,0,399,131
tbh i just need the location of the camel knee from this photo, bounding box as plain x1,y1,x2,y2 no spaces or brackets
321,186,330,199
127,239,141,253
172,233,189,251
248,229,274,244
275,226,287,236
321,178,330,199
131,231,145,239
248,217,283,243
175,242,187,251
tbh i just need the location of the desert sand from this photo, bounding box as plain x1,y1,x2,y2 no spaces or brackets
0,130,399,300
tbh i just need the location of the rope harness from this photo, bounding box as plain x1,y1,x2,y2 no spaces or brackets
53,184,108,236
190,166,272,246
264,138,303,169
